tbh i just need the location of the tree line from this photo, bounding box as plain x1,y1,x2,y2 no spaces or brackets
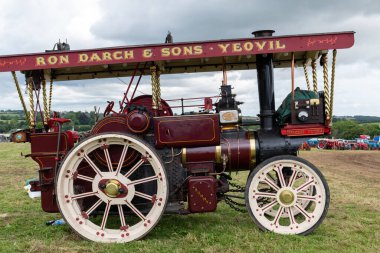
0,110,98,133
1,110,379,140
331,119,380,140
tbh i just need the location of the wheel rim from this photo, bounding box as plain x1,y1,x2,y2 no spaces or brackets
247,157,328,234
56,133,168,243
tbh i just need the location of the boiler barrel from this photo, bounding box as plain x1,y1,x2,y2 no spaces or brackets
182,135,257,172
181,130,307,172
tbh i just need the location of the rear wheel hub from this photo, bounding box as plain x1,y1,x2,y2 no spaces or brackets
99,179,128,198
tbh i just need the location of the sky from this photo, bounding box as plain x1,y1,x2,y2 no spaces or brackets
0,0,379,116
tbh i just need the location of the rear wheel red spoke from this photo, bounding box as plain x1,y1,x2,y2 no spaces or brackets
134,191,154,201
115,144,129,176
82,198,103,218
72,191,98,200
76,174,94,183
125,201,146,221
128,175,158,186
118,205,127,229
83,154,103,176
103,147,113,172
100,200,111,231
124,158,145,178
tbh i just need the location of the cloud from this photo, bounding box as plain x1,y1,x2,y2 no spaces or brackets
0,0,378,116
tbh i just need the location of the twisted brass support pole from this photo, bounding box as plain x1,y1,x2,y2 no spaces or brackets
150,66,158,111
157,69,162,110
28,78,36,129
48,77,53,117
303,62,311,91
330,49,337,120
11,71,31,128
322,54,330,122
312,59,318,93
42,79,49,125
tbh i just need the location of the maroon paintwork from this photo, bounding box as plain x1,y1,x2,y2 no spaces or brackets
154,114,220,148
126,110,150,134
183,146,216,163
184,134,255,172
281,123,331,136
30,132,75,212
129,95,173,117
186,162,215,174
188,176,218,213
91,115,129,134
0,32,354,73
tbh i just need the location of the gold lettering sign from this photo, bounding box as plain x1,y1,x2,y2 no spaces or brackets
78,54,88,63
33,39,287,67
143,49,152,58
217,39,286,54
77,51,135,63
160,45,203,57
36,55,70,66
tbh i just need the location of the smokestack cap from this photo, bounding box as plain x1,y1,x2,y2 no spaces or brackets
252,30,275,37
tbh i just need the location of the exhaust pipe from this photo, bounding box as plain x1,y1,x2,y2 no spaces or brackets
253,30,275,132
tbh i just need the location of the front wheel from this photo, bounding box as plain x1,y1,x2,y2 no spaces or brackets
56,133,168,243
245,155,329,235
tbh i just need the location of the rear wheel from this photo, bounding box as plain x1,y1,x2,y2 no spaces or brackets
245,155,329,235
56,133,168,243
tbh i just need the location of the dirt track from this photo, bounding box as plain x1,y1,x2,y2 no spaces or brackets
300,150,380,179
300,150,380,209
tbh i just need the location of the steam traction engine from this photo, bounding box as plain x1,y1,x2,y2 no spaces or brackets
1,30,354,242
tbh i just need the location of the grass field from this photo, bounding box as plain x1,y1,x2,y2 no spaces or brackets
0,143,379,253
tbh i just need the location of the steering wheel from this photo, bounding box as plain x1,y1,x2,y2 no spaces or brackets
103,101,115,117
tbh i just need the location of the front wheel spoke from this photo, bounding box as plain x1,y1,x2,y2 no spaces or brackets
124,159,145,178
297,195,317,201
115,144,129,176
134,191,153,201
294,204,311,219
100,201,111,231
118,205,127,228
264,177,280,191
288,207,296,225
84,154,103,176
125,201,146,221
255,192,277,198
103,148,113,172
273,206,284,225
296,180,314,192
72,191,97,200
83,198,103,217
261,200,278,212
76,174,94,183
128,175,158,186
287,169,298,188
275,166,286,187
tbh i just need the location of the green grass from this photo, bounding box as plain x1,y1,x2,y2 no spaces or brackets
0,143,379,253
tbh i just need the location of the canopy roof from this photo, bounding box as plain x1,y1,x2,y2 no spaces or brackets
0,31,354,81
